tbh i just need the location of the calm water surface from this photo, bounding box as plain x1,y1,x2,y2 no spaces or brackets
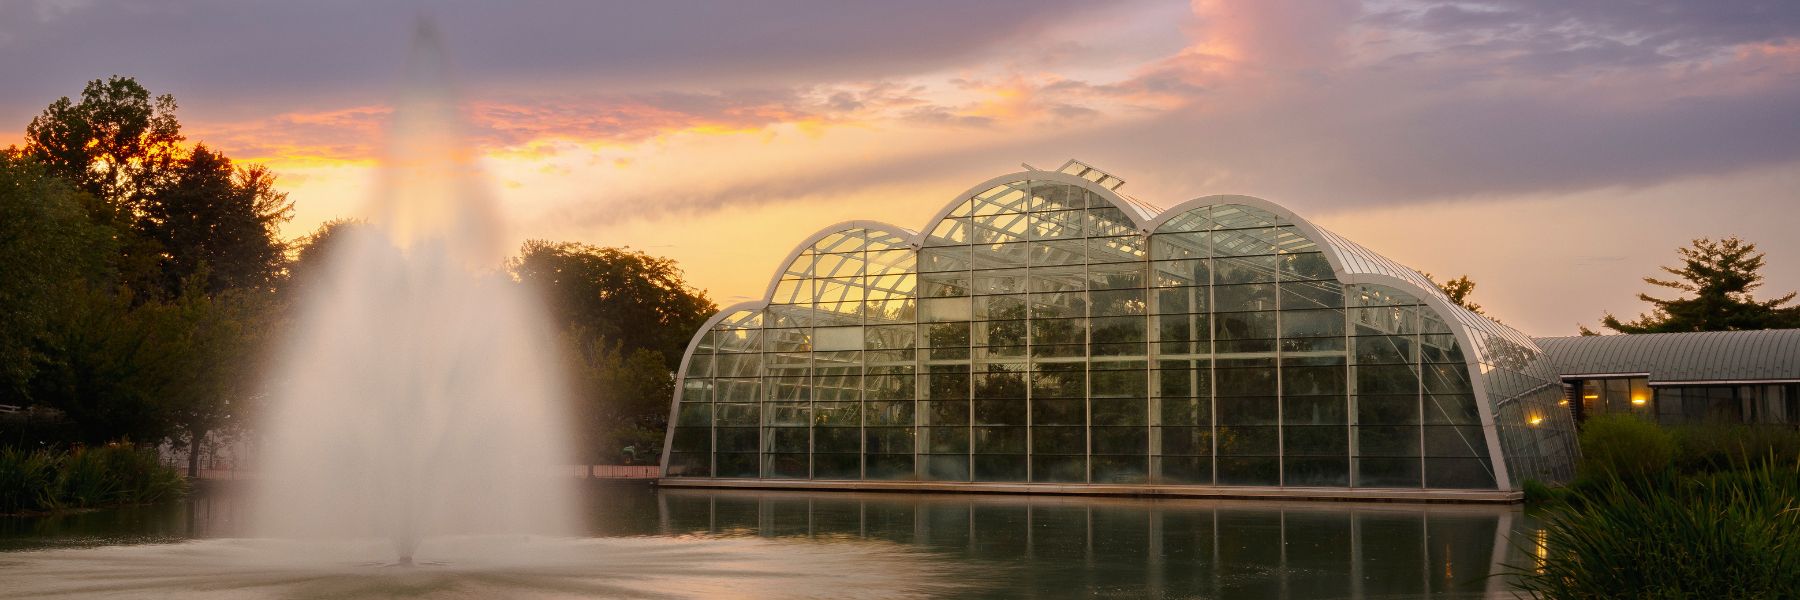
0,482,1541,599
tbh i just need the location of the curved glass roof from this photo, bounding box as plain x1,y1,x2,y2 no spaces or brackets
723,164,1546,377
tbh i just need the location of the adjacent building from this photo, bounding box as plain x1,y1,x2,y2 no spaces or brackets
1537,330,1800,426
660,160,1584,501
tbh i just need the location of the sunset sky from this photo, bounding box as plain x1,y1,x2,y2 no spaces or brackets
4,0,1797,336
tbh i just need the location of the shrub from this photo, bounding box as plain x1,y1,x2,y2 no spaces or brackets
1512,460,1800,599
1521,478,1568,506
1576,414,1674,482
0,447,59,513
1670,423,1800,473
57,447,118,507
91,442,186,504
0,443,186,514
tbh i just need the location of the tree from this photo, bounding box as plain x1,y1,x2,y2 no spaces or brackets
26,287,180,445
154,278,272,476
563,328,676,463
24,76,182,215
510,241,716,369
1598,237,1800,333
13,77,289,456
141,145,293,297
285,218,368,288
1423,272,1486,316
0,153,114,401
23,77,183,296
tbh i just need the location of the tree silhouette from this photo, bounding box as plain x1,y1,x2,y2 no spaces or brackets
1422,272,1486,316
141,145,293,297
1596,237,1799,333
24,76,182,215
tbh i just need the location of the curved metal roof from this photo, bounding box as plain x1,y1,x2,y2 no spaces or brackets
1535,329,1800,383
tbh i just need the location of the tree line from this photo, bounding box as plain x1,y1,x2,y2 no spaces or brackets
1,77,714,473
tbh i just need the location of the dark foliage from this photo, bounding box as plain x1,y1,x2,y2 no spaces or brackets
1512,461,1800,599
0,443,187,514
511,240,716,370
1599,237,1800,333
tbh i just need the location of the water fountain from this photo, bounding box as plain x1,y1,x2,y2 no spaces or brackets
246,20,578,561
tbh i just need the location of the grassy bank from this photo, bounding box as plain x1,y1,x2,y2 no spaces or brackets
0,444,187,515
1514,417,1800,598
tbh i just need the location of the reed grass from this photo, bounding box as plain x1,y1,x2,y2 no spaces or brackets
0,443,186,514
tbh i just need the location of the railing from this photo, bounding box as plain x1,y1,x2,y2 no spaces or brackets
589,465,660,479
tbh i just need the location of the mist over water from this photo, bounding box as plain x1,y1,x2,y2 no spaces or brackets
247,21,577,548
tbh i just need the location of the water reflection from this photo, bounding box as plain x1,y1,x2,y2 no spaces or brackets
1,483,1536,599
652,489,1532,599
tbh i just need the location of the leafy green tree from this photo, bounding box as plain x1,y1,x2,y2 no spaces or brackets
141,145,293,296
154,279,273,476
0,153,114,401
26,287,179,445
510,241,716,369
1598,237,1800,333
563,328,677,463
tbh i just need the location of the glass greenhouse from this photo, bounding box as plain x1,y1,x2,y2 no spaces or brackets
661,161,1577,499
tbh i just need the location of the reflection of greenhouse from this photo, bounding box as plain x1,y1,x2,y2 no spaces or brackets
655,489,1528,598
662,161,1578,500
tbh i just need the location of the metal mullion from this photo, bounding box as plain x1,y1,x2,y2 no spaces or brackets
966,258,976,482
1146,249,1161,481
1024,257,1035,483
913,311,924,481
1275,248,1284,487
1083,244,1093,484
758,317,770,478
859,264,868,481
710,365,718,478
1207,225,1219,485
1346,290,1358,488
1416,305,1427,489
807,322,816,481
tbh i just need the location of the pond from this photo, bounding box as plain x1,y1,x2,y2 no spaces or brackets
0,482,1543,598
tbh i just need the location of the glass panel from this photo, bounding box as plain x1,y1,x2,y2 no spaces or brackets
1214,284,1275,312
1160,396,1212,426
1281,309,1345,339
1027,395,1087,432
1278,252,1333,281
1158,455,1211,483
1286,457,1349,487
1215,255,1278,284
974,454,1027,482
1093,398,1148,426
1093,455,1148,484
1033,456,1087,483
1356,457,1421,488
1160,426,1212,455
1217,457,1279,485
1091,289,1147,316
